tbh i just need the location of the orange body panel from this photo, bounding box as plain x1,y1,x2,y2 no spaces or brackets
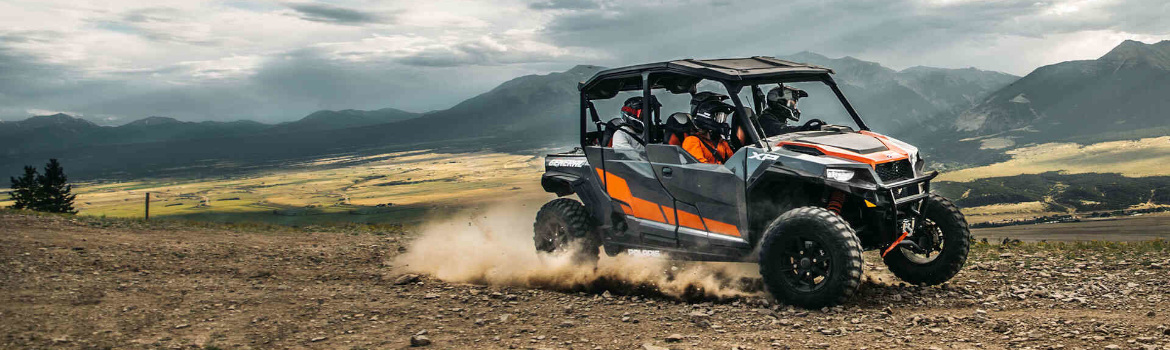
595,168,664,222
595,167,740,238
676,209,707,231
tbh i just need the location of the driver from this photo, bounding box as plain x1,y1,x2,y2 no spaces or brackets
758,85,808,136
683,93,734,164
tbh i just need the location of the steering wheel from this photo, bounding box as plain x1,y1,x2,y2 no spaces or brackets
800,118,826,131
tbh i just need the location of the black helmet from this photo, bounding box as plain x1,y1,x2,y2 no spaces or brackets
692,99,733,134
689,92,728,115
621,96,660,120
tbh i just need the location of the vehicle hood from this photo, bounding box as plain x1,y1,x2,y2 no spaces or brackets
787,131,890,154
770,130,919,166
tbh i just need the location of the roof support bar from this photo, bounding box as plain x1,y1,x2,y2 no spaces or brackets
723,82,772,151
641,72,653,150
579,93,588,146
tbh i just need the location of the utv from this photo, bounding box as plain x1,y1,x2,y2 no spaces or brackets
534,57,969,308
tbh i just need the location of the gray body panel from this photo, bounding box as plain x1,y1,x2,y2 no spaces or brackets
543,129,936,261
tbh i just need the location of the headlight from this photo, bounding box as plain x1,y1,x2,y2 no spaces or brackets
826,169,856,182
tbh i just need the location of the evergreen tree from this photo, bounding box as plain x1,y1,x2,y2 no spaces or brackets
34,159,77,214
8,166,40,209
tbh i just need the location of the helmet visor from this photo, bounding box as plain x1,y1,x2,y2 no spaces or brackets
712,111,728,124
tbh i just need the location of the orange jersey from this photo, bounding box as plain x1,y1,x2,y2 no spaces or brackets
682,135,733,164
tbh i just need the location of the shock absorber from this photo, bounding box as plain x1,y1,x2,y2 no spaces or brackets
826,190,846,215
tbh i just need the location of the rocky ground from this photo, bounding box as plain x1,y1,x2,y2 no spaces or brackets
1,211,1169,349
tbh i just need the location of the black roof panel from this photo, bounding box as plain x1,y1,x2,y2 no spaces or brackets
579,56,835,99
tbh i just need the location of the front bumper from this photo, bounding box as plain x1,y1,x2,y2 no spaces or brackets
880,170,937,206
872,171,938,251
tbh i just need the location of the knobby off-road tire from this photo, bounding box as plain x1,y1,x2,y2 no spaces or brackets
758,207,864,309
533,198,601,264
883,194,970,286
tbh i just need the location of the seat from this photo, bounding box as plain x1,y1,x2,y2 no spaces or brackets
663,112,693,146
732,107,755,148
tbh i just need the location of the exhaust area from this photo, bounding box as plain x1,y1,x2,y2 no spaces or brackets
394,203,765,302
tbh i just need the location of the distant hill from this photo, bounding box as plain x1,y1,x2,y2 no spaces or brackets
301,65,606,148
0,114,101,154
777,52,1018,136
909,40,1170,164
0,67,605,178
0,107,421,154
269,108,420,134
953,40,1170,139
111,117,270,145
0,114,266,154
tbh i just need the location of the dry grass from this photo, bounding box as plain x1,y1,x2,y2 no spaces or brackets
960,201,1064,222
939,136,1170,182
0,150,552,225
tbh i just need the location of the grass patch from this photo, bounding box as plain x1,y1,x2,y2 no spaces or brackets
971,239,1168,261
0,208,408,236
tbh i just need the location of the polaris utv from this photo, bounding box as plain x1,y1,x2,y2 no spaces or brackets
534,57,969,308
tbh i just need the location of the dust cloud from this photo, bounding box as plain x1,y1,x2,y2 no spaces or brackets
394,203,765,301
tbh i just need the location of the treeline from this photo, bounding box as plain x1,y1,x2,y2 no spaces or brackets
934,172,1170,211
7,159,77,214
970,206,1170,229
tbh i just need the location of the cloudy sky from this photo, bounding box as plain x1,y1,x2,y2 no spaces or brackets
1,0,1166,124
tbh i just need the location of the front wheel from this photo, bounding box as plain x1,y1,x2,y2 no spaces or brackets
883,194,970,285
533,198,600,264
758,207,864,309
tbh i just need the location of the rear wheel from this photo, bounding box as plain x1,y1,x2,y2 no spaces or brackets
758,207,864,308
883,194,970,285
533,198,600,264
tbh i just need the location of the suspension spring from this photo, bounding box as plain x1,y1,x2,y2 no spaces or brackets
826,191,846,214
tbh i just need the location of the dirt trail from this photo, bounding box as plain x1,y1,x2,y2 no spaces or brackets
1,211,1168,349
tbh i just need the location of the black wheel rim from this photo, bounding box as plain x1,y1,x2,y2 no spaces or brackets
902,218,945,264
536,220,569,253
779,235,831,292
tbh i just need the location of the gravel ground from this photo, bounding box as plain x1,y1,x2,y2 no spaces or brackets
1,212,1168,349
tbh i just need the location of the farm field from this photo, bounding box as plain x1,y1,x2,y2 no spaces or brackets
0,150,554,226
937,136,1170,182
971,211,1170,242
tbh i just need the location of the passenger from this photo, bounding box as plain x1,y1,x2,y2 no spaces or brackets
610,96,653,152
683,93,734,164
758,85,808,136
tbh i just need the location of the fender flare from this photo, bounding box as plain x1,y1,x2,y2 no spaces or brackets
541,171,582,196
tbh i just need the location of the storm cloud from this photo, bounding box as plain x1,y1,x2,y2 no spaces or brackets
528,0,599,11
0,0,1166,124
285,3,390,25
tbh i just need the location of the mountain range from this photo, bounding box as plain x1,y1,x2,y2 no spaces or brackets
0,108,421,155
954,40,1170,139
2,41,1167,179
908,40,1170,164
775,52,1019,135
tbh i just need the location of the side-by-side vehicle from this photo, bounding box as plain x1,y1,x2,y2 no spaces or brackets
534,57,970,308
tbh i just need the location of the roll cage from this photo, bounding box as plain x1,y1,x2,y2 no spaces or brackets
577,56,870,149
